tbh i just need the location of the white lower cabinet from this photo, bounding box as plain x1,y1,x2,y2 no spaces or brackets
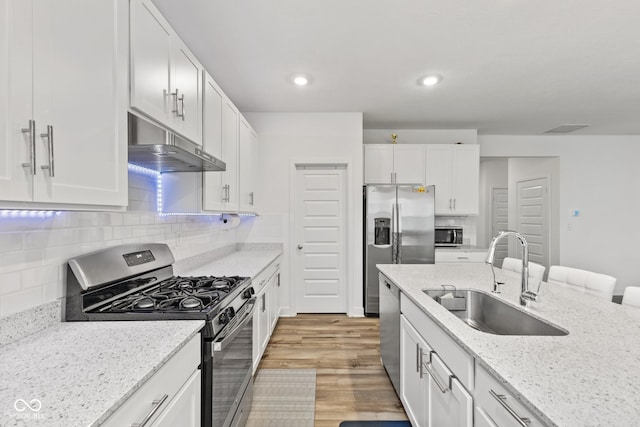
252,257,282,373
475,364,544,427
102,334,201,427
429,352,473,427
400,315,430,427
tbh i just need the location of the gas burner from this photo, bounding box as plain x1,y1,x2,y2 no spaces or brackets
133,296,155,310
180,296,204,310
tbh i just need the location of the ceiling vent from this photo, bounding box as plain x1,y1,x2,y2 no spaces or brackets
543,124,590,134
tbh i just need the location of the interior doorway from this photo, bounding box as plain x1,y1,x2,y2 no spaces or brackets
516,177,550,268
293,165,348,313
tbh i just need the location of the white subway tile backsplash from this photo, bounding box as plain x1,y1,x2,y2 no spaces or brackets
0,232,24,253
0,272,21,295
0,286,45,317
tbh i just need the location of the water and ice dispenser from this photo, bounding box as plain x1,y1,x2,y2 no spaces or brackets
374,218,391,246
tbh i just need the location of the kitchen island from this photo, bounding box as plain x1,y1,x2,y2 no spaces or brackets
378,263,640,426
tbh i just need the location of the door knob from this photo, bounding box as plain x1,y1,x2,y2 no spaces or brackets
297,244,303,249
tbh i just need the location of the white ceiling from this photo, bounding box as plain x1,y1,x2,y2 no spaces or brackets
153,0,640,135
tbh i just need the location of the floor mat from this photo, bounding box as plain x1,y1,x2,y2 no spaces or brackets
246,368,316,427
339,422,411,427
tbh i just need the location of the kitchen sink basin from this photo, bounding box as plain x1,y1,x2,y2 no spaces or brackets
423,289,568,336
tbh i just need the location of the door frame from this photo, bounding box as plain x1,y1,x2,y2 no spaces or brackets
288,159,356,316
490,185,508,267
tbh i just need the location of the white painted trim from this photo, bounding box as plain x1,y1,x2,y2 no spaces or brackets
289,158,355,316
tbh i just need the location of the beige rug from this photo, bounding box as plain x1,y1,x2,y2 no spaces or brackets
246,368,316,427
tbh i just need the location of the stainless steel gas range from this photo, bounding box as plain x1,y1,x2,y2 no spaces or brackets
64,243,255,427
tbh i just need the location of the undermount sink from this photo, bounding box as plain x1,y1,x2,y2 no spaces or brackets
423,289,568,336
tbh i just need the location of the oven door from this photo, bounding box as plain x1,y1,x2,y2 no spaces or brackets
206,298,256,427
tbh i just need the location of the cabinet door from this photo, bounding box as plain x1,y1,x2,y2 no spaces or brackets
400,315,429,427
269,272,279,332
249,127,258,212
32,0,127,206
425,145,453,215
151,370,201,427
259,289,270,353
394,145,425,184
130,0,172,125
202,72,224,211
170,38,202,144
0,0,32,202
221,98,239,211
451,145,479,215
238,117,253,212
364,144,393,184
429,352,472,427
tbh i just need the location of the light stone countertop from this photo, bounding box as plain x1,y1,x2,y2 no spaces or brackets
179,248,282,278
377,263,640,427
0,320,204,427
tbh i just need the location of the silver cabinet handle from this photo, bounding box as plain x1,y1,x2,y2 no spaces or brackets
171,88,180,117
423,360,450,394
40,125,54,177
222,184,230,203
297,244,303,249
21,120,36,175
449,198,452,209
178,93,185,121
489,389,531,426
249,191,254,206
416,343,421,374
226,184,231,202
262,293,266,312
453,198,456,209
131,394,168,427
394,172,397,183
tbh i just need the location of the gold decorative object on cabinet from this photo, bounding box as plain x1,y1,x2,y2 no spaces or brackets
391,133,398,144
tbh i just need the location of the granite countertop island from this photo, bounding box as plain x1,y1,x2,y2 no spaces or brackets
377,263,640,427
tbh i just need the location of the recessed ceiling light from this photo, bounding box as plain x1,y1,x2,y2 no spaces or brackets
420,74,442,86
291,74,311,86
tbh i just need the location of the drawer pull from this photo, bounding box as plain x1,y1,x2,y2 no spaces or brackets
132,394,168,427
489,389,531,426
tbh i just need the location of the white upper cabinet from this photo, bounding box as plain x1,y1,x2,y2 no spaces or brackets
202,71,225,211
364,144,426,184
239,115,258,213
0,0,128,209
130,0,202,144
220,97,239,212
426,144,479,215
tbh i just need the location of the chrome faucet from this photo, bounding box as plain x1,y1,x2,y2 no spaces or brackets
486,231,537,306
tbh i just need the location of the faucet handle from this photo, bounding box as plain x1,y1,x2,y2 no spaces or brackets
492,281,505,294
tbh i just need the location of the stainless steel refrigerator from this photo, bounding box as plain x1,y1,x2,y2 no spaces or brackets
364,184,435,316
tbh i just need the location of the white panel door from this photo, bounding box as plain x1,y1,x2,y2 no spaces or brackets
400,315,429,427
0,0,32,202
394,145,425,184
31,0,127,206
425,145,453,214
294,167,347,313
516,177,549,267
364,144,393,184
170,38,202,144
491,187,509,267
130,0,172,125
202,72,224,211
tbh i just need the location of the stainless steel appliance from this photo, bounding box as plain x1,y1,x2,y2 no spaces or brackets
435,225,464,247
364,184,435,316
128,113,226,172
379,276,401,395
64,243,255,427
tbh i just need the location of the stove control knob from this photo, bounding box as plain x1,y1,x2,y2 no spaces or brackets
218,312,230,325
226,307,236,319
243,287,255,299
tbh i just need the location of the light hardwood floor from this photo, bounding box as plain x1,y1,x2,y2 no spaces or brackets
257,314,408,427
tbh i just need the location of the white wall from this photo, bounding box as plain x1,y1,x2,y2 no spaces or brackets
245,112,364,316
480,135,640,294
478,159,508,248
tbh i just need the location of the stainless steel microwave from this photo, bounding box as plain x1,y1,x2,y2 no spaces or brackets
435,226,463,247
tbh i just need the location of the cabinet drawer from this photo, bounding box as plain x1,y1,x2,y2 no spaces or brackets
253,256,281,292
401,293,474,390
435,251,486,264
103,333,201,426
475,363,545,427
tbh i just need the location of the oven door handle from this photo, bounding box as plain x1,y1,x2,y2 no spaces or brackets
212,298,256,353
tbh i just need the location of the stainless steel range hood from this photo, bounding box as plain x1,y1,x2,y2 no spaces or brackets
128,113,226,173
